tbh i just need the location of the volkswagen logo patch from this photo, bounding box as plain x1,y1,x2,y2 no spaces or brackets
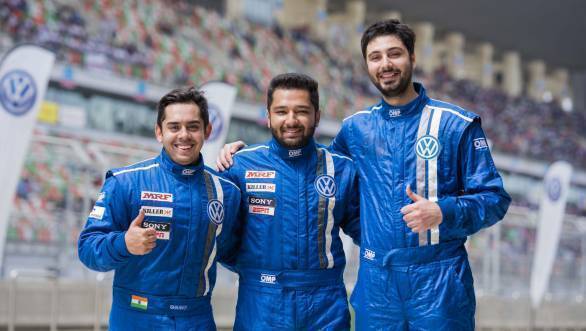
415,135,440,160
0,69,37,116
207,103,223,142
546,177,562,202
315,175,336,198
207,199,224,225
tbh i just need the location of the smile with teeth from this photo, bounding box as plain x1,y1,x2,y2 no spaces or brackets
175,144,194,151
380,71,400,80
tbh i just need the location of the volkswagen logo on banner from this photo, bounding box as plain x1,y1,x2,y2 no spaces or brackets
546,177,562,202
207,199,224,225
415,135,440,160
315,175,336,198
208,103,224,142
0,69,37,116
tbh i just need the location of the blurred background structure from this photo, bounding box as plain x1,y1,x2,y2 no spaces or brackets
1,0,585,329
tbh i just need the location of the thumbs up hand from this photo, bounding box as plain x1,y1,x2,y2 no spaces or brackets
124,209,157,255
400,185,443,233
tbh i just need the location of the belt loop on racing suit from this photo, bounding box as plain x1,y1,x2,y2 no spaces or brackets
238,267,344,288
360,240,467,268
112,286,212,317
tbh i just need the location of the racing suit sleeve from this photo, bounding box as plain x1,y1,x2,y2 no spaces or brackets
436,120,512,238
330,121,351,157
78,174,132,272
216,167,245,272
340,166,361,246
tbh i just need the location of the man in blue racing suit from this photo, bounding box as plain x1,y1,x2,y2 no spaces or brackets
78,86,241,330
330,20,512,330
219,73,361,330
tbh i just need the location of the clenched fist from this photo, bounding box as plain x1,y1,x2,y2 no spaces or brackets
124,209,157,255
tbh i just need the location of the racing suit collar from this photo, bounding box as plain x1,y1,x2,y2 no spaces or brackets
269,137,316,160
379,82,429,120
159,148,204,177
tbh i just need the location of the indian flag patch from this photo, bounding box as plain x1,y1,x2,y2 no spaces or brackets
130,295,148,310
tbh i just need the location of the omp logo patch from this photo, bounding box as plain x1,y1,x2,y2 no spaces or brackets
288,149,302,157
473,138,488,150
182,169,195,176
142,206,173,218
389,109,401,117
96,192,105,203
142,221,170,240
260,274,276,284
415,135,440,159
89,206,105,220
170,304,188,311
246,183,276,193
141,191,173,202
245,170,276,179
248,196,275,216
364,249,376,260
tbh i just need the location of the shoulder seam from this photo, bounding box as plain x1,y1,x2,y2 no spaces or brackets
342,110,372,122
112,163,159,176
234,145,269,156
204,170,241,191
428,101,474,123
318,148,353,162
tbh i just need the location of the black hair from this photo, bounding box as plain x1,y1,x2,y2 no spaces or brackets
361,19,416,59
156,86,208,128
267,73,319,111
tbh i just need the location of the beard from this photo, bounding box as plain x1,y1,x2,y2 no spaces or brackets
370,63,413,99
271,124,316,149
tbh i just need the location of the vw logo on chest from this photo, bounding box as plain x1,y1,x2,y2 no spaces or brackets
207,199,224,225
315,175,336,198
0,69,37,116
415,135,441,160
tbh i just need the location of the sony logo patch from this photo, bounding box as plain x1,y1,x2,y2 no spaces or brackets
248,196,275,207
142,221,171,240
141,206,173,218
245,170,276,179
141,191,173,202
246,183,276,193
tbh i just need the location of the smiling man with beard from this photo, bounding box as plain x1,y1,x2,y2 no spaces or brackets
330,20,511,330
219,73,361,330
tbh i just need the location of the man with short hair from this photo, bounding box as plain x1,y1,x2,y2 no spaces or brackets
331,19,511,330
220,73,360,330
78,86,241,330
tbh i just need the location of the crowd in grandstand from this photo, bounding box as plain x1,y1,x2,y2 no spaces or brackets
1,0,585,287
2,0,584,169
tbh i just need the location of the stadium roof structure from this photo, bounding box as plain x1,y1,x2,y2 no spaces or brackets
362,0,586,71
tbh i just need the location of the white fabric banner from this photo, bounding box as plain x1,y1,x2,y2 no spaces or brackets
530,161,573,308
199,81,237,167
0,45,55,271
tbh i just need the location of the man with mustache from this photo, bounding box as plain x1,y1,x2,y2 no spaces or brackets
79,86,241,330
219,73,361,330
218,20,511,331
330,20,511,330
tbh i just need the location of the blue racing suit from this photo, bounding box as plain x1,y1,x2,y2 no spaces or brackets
78,149,241,331
221,138,361,330
331,83,511,330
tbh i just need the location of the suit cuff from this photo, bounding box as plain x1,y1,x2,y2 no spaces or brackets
437,196,457,227
112,232,131,259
